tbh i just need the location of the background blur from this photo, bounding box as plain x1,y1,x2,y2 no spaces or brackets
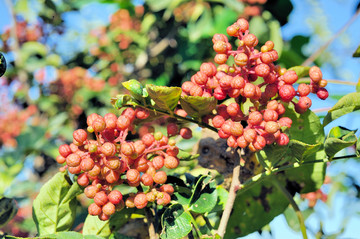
0,0,360,238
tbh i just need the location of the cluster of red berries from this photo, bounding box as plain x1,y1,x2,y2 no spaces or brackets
0,104,37,148
1,20,43,51
181,18,328,151
56,106,180,220
55,67,106,103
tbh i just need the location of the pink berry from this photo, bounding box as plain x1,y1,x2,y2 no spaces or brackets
279,84,296,102
108,190,123,204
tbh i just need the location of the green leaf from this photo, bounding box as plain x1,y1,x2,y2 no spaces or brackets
83,215,111,237
32,172,82,235
279,36,310,68
356,80,360,92
44,0,57,13
41,231,104,239
173,186,192,206
284,106,327,193
324,126,357,159
180,95,217,119
288,140,322,161
47,232,82,239
141,13,156,33
249,16,268,44
0,197,18,227
210,186,229,212
160,204,192,239
177,150,199,161
84,235,105,239
212,5,239,35
0,52,6,77
180,60,202,71
14,0,37,21
146,85,181,112
46,54,62,66
284,160,326,193
146,0,173,12
111,95,138,109
189,175,210,203
83,208,134,237
225,177,289,238
15,126,49,152
122,80,148,103
256,144,288,168
285,106,325,144
109,232,135,239
323,92,360,126
284,206,314,232
19,42,47,61
353,45,360,57
223,0,244,13
189,2,204,22
187,8,213,42
267,15,283,57
356,139,360,157
288,66,310,78
189,177,217,213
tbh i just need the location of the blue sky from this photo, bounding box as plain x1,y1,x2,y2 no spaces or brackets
1,0,360,238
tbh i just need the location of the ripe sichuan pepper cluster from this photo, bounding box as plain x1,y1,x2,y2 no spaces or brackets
56,107,180,221
181,18,328,151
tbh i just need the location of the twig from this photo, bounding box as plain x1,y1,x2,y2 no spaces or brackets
325,79,357,86
312,107,332,113
123,103,218,133
216,157,241,238
272,177,308,239
297,77,358,86
302,7,360,66
332,154,357,160
145,207,158,239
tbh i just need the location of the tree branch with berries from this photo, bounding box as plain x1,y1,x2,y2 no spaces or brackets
30,17,360,239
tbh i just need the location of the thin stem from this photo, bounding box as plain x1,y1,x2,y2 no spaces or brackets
255,151,270,170
187,211,203,238
203,215,213,231
216,157,241,238
145,207,158,239
312,107,332,113
326,79,357,86
272,177,308,239
297,78,357,86
124,104,218,133
143,145,171,155
302,7,360,66
274,159,326,172
332,154,357,160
